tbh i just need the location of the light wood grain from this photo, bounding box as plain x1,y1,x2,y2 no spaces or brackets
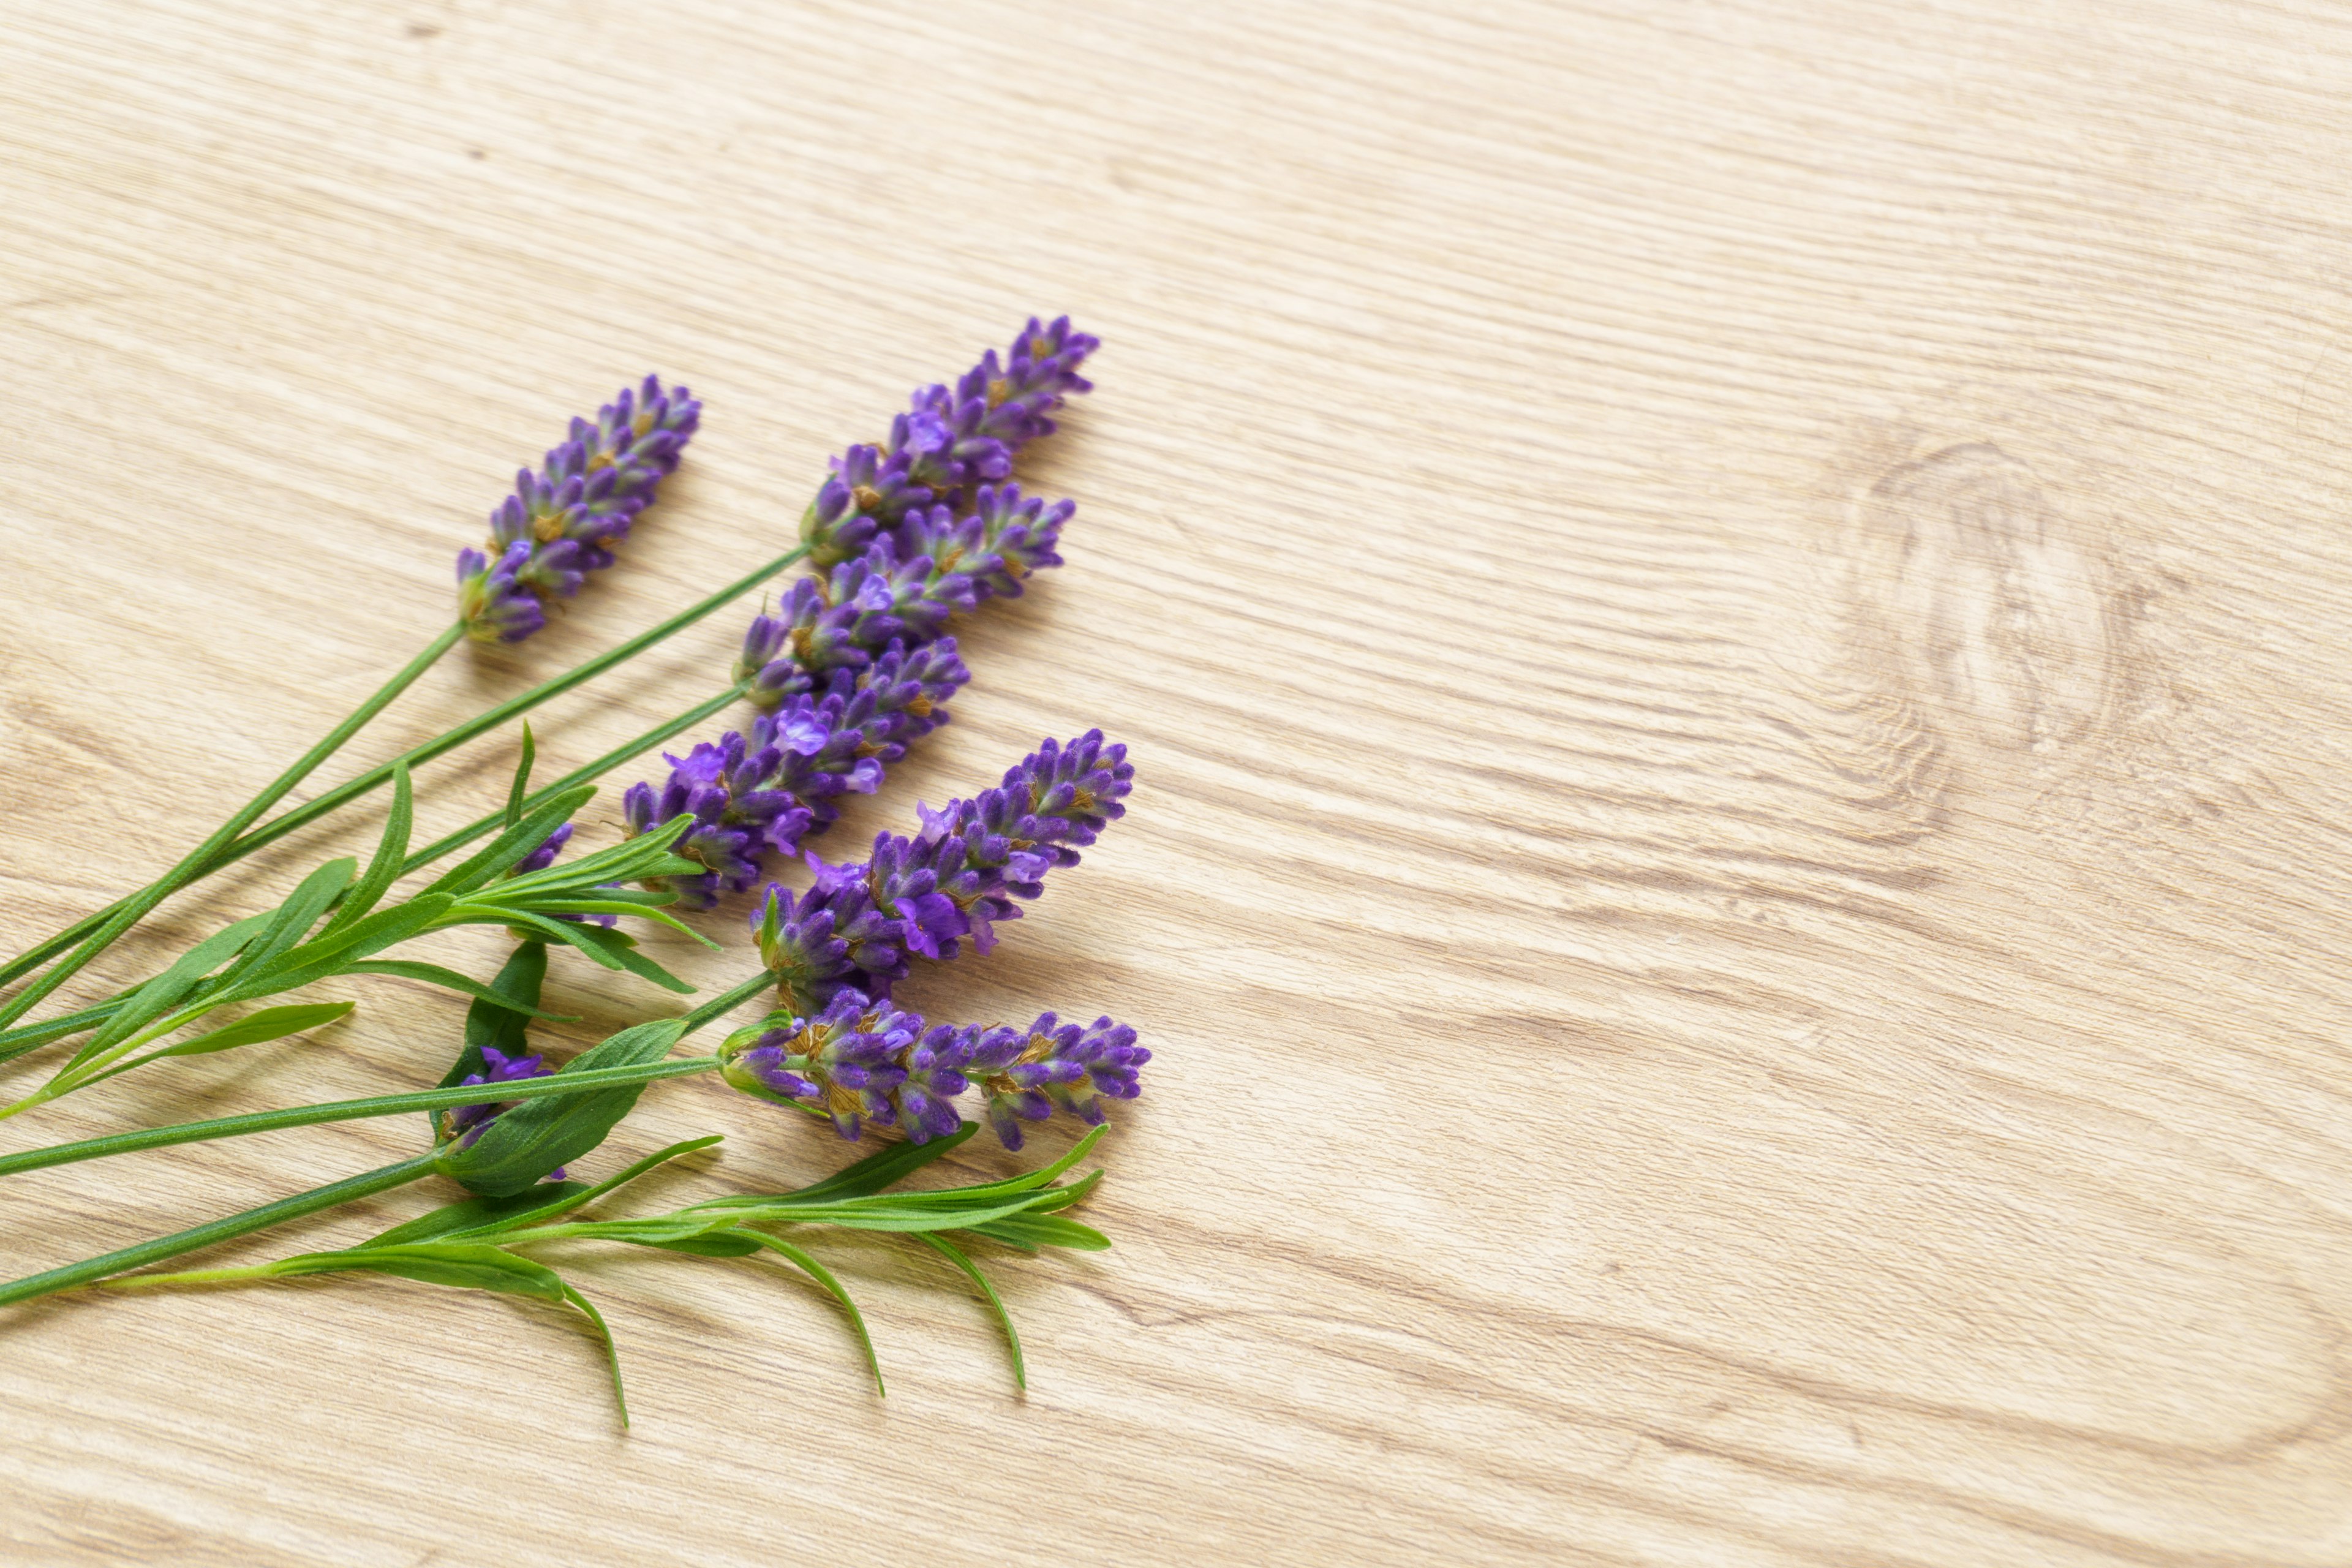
4,0,2351,1561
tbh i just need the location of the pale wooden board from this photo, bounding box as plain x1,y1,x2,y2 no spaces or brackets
2,0,2349,1561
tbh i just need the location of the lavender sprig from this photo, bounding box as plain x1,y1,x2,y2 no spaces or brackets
458,376,702,643
610,320,1094,908
753,729,1133,1004
721,991,1147,1150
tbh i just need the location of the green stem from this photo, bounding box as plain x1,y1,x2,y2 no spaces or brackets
0,624,469,1034
0,541,805,998
682,970,779,1030
0,1155,438,1308
397,682,747,872
0,683,754,1074
0,971,774,1180
0,1059,727,1180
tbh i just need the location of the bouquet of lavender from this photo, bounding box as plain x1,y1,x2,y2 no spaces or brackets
0,320,1154,1420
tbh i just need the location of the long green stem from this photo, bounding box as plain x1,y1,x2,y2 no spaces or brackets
0,971,777,1303
0,1155,437,1308
0,971,772,1180
0,542,805,998
398,682,747,872
0,1060,726,1180
0,682,753,1074
0,624,469,1035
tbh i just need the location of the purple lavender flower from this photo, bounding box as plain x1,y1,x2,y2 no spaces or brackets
750,731,1133,1003
437,1044,556,1150
623,641,970,909
800,317,1098,570
458,375,701,643
718,990,1147,1148
969,1012,1148,1151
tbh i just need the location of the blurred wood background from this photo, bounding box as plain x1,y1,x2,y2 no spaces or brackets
5,1,2351,1562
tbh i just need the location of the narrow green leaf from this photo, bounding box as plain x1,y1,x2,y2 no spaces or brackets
339,960,576,1020
490,832,687,898
728,1231,884,1395
490,910,628,971
318,763,413,942
67,913,272,1064
785,1123,978,1202
919,1232,1025,1390
635,1231,764,1257
965,1212,1112,1253
424,786,594,899
541,922,697,995
233,893,458,998
153,1000,355,1058
729,1191,1065,1234
436,1136,725,1242
213,858,358,988
499,899,718,946
504,725,537,832
368,1184,597,1246
260,1242,571,1302
559,1281,628,1428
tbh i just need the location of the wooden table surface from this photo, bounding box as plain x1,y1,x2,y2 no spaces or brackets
6,1,2351,1562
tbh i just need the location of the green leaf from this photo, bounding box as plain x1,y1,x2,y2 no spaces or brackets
729,1191,1065,1234
429,939,548,1143
429,1136,725,1242
366,1183,596,1247
722,1231,884,1395
504,725,536,832
500,899,717,944
965,1212,1112,1253
317,763,413,943
153,1000,355,1058
424,786,594,899
230,893,458,998
635,1231,764,1257
534,920,696,995
458,941,548,1069
559,1280,628,1428
66,913,271,1064
919,1232,1025,1390
436,1018,692,1197
214,858,358,987
339,960,579,1020
788,1123,978,1202
267,1242,570,1302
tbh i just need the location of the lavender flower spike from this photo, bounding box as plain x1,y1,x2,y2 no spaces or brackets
751,730,1134,1004
623,638,970,909
458,375,702,642
801,317,1098,569
719,990,1147,1148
